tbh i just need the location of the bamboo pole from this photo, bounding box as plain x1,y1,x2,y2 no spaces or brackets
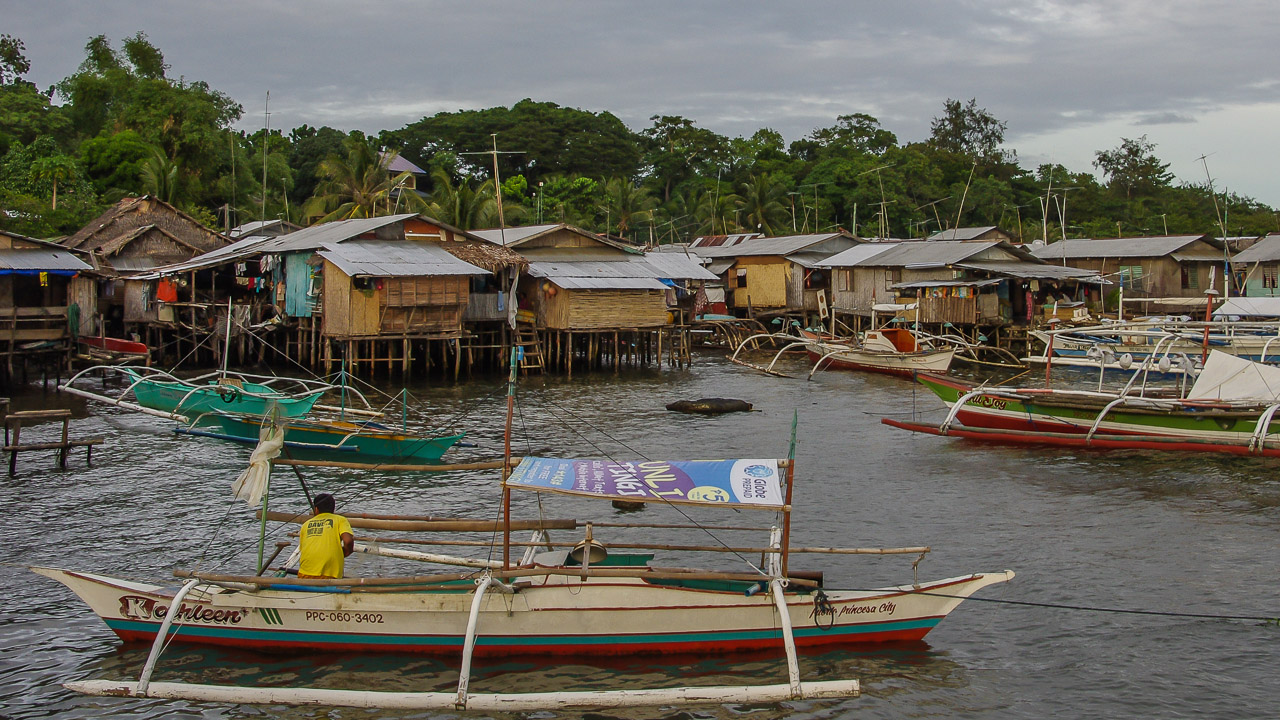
180,566,818,588
258,510,575,532
351,533,929,556
270,457,518,472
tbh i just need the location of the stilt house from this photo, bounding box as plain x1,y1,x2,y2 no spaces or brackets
684,232,859,319
1229,233,1280,297
58,195,231,336
820,240,1101,331
0,231,93,379
472,224,714,330
1031,234,1225,314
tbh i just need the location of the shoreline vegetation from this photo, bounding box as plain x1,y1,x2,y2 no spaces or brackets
2,32,1276,245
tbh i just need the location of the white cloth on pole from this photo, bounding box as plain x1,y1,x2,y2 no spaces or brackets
231,422,284,506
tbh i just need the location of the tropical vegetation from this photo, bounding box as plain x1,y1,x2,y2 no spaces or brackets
2,32,1276,245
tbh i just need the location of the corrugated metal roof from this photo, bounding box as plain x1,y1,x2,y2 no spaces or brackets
550,277,668,290
1032,235,1209,260
841,241,1001,267
927,226,999,241
817,244,894,267
527,255,716,283
688,233,852,258
470,224,563,246
1230,235,1280,263
690,233,765,247
637,253,718,280
788,252,837,269
0,248,92,272
133,235,277,278
705,258,734,275
259,215,417,253
956,261,1103,281
318,240,489,277
382,153,426,175
893,278,1002,289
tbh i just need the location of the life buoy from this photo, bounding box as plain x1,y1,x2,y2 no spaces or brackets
217,385,240,403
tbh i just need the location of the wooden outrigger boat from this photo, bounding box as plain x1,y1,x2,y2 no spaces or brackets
177,413,466,464
885,350,1280,456
798,327,955,378
35,350,1013,711
77,335,151,365
59,366,354,423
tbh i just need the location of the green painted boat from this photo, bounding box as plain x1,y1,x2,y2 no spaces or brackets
912,350,1280,443
184,413,464,464
122,368,324,419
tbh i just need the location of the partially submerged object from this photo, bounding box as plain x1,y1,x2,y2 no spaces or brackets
665,397,753,414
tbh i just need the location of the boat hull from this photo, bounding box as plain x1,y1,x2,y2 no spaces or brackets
193,415,464,464
123,369,321,419
914,372,1277,442
800,331,954,378
32,567,1012,658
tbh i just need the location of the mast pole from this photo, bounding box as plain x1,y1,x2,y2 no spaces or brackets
779,411,798,578
221,297,233,379
501,346,519,570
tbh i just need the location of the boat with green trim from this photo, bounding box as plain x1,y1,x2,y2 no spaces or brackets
180,413,465,464
888,350,1280,454
119,367,326,419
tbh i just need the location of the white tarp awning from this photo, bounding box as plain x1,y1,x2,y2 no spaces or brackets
1187,350,1280,403
1212,297,1280,319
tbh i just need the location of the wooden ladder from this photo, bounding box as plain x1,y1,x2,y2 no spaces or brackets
514,326,545,373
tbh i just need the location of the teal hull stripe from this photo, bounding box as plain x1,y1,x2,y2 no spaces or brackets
105,616,939,647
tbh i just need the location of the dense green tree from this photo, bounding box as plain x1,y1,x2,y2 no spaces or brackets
640,116,731,203
387,100,642,186
287,125,348,208
78,130,153,198
1093,135,1173,199
56,33,241,207
928,98,1012,164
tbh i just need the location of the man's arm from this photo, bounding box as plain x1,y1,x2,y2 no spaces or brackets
341,532,354,557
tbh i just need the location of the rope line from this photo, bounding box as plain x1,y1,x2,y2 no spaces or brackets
863,587,1280,623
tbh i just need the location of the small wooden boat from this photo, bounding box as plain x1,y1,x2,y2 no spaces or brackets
800,328,955,377
77,335,150,364
179,413,465,464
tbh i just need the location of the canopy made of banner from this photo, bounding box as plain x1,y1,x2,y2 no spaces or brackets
504,456,786,509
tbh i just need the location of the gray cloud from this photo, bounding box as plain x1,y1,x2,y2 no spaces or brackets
5,0,1278,202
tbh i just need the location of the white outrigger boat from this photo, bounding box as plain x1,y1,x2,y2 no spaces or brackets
35,351,1012,711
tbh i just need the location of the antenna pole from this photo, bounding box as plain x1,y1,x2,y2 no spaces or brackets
262,91,270,224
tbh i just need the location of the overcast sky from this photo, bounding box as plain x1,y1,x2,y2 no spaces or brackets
8,0,1280,209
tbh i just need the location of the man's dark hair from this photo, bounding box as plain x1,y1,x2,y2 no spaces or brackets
313,493,336,514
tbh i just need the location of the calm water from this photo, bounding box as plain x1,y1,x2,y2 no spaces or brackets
3,352,1279,719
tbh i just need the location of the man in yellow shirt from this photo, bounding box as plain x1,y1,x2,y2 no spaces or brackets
297,493,354,579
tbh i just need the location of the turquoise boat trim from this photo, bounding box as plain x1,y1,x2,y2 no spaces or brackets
105,614,940,647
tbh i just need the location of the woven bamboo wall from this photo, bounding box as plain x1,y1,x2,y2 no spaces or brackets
543,289,668,329
322,260,380,337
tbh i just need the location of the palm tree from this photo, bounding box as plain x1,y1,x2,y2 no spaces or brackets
139,150,179,204
425,169,499,230
696,185,742,236
31,155,78,210
737,173,788,236
303,136,426,223
602,177,656,238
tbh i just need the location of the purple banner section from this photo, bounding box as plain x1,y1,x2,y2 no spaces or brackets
506,457,783,507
